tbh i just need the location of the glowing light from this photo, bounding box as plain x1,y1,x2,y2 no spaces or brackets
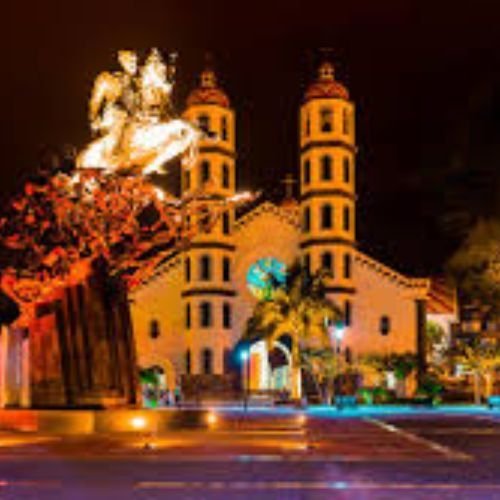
328,321,345,341
240,350,249,362
130,416,147,430
206,411,218,427
296,414,307,426
335,323,345,340
228,191,254,203
154,187,165,201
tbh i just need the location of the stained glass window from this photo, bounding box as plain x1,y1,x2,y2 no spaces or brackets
246,257,287,301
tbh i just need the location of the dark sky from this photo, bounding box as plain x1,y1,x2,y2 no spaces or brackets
2,0,500,276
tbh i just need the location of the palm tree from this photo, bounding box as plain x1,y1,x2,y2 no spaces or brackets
300,347,338,404
426,321,447,370
244,263,341,399
454,342,500,404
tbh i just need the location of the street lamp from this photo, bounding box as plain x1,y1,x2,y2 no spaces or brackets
240,349,250,411
326,319,346,406
334,322,345,342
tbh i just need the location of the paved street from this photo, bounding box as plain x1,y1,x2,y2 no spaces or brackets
0,408,499,499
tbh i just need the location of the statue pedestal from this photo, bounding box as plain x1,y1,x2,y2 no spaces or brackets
29,259,138,408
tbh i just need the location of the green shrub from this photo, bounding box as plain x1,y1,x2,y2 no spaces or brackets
358,387,374,405
357,386,394,404
417,375,443,404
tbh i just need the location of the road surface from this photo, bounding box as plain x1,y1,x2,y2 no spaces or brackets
0,408,498,499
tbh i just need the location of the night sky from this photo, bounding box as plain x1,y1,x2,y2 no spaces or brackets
1,1,499,277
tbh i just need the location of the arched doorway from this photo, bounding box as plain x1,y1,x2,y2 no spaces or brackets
248,337,298,397
268,341,292,391
139,358,177,408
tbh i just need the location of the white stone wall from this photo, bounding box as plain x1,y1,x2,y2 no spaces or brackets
348,251,428,357
130,256,185,387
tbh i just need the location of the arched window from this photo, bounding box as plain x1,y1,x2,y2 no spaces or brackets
343,206,351,231
185,303,191,329
380,316,391,336
303,253,311,275
303,159,311,184
221,115,228,141
198,205,212,233
199,255,212,281
305,113,311,136
200,302,212,328
342,108,349,135
185,349,191,374
201,161,211,184
183,170,191,190
343,157,351,183
344,300,352,326
320,107,333,132
321,204,333,229
222,212,231,235
302,206,311,233
222,163,230,188
321,155,332,181
150,319,160,339
198,114,210,134
202,348,213,375
222,256,231,282
345,346,352,364
321,251,333,273
223,302,232,329
343,253,352,279
184,257,191,282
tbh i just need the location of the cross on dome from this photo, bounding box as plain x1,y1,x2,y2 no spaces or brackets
200,68,217,88
186,61,230,108
303,58,349,102
318,61,335,81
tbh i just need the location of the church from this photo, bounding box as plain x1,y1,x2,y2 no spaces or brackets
131,60,451,400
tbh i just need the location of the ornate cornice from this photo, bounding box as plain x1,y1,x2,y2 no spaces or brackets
301,141,356,155
181,288,237,298
131,252,183,291
235,201,300,232
354,250,429,292
187,242,236,252
300,238,355,249
300,189,356,202
199,145,236,159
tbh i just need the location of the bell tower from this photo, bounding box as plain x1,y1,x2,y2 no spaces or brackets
299,60,356,327
181,66,236,379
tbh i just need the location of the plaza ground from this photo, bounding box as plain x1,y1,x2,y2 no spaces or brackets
0,407,498,499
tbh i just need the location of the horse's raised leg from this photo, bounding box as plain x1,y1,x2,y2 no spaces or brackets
143,141,186,175
143,132,198,175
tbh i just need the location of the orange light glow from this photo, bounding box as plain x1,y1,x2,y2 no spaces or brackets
206,412,218,427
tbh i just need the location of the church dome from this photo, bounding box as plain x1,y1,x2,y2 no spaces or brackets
186,69,230,108
304,61,349,102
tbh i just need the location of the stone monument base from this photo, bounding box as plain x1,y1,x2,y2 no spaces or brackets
29,258,138,408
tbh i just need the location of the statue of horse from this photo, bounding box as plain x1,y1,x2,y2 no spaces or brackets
76,48,200,175
77,115,200,175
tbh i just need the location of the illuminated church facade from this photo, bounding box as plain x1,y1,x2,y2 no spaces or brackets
131,62,440,398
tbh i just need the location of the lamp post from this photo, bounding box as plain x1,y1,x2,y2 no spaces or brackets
240,349,250,411
326,319,345,405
